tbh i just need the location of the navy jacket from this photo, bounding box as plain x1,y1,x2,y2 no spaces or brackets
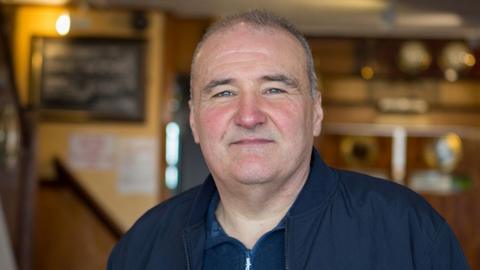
107,149,470,269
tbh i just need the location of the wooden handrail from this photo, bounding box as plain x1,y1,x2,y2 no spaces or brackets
51,158,123,239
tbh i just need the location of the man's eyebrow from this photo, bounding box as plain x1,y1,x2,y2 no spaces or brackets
261,74,298,87
202,78,233,93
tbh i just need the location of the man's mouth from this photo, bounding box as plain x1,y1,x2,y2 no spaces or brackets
230,138,274,145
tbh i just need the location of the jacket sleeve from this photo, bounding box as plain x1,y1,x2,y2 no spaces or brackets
106,243,120,270
424,222,471,270
106,237,128,270
106,254,114,270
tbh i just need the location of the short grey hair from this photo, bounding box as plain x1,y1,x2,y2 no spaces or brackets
190,10,319,97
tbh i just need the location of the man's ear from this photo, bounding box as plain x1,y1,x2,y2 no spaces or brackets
312,91,323,137
189,99,200,143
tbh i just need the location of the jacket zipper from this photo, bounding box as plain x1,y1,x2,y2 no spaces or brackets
182,233,191,270
183,221,289,270
245,253,252,270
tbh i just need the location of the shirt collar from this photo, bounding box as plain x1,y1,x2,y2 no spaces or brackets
204,192,229,249
205,191,286,250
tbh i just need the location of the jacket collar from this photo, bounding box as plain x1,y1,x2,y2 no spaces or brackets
186,174,216,228
288,148,338,217
182,175,216,270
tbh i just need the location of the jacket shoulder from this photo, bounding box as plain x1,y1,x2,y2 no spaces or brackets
107,185,202,269
336,169,433,207
334,169,443,223
332,169,469,268
334,170,458,262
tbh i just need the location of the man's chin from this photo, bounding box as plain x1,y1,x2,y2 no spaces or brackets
234,175,274,186
230,149,274,162
230,162,275,185
232,156,269,169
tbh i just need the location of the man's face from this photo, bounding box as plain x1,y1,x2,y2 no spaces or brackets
190,23,323,188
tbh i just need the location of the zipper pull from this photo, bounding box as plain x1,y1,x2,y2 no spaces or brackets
245,255,252,270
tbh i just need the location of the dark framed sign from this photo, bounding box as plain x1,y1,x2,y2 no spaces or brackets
30,37,145,122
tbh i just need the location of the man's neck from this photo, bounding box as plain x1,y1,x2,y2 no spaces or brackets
215,198,288,249
214,168,309,249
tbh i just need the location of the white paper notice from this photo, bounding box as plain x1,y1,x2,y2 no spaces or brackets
117,138,158,194
68,133,116,170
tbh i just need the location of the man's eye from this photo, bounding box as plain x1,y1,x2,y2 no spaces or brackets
265,88,286,94
212,90,235,98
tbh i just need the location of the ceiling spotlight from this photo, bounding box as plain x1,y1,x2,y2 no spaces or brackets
55,11,71,36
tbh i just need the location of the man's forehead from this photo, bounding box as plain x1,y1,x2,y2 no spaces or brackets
203,23,301,53
192,22,306,77
206,22,281,42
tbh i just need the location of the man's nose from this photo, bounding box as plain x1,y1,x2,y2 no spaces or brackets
234,93,267,129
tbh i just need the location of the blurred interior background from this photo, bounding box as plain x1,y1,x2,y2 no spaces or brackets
0,0,479,269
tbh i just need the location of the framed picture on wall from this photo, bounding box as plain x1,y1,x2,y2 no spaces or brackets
30,37,146,122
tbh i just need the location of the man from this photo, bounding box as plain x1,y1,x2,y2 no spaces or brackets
108,10,470,270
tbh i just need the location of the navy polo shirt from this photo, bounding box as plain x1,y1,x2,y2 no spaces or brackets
203,192,286,270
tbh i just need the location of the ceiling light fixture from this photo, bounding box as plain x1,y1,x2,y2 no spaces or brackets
55,11,70,36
